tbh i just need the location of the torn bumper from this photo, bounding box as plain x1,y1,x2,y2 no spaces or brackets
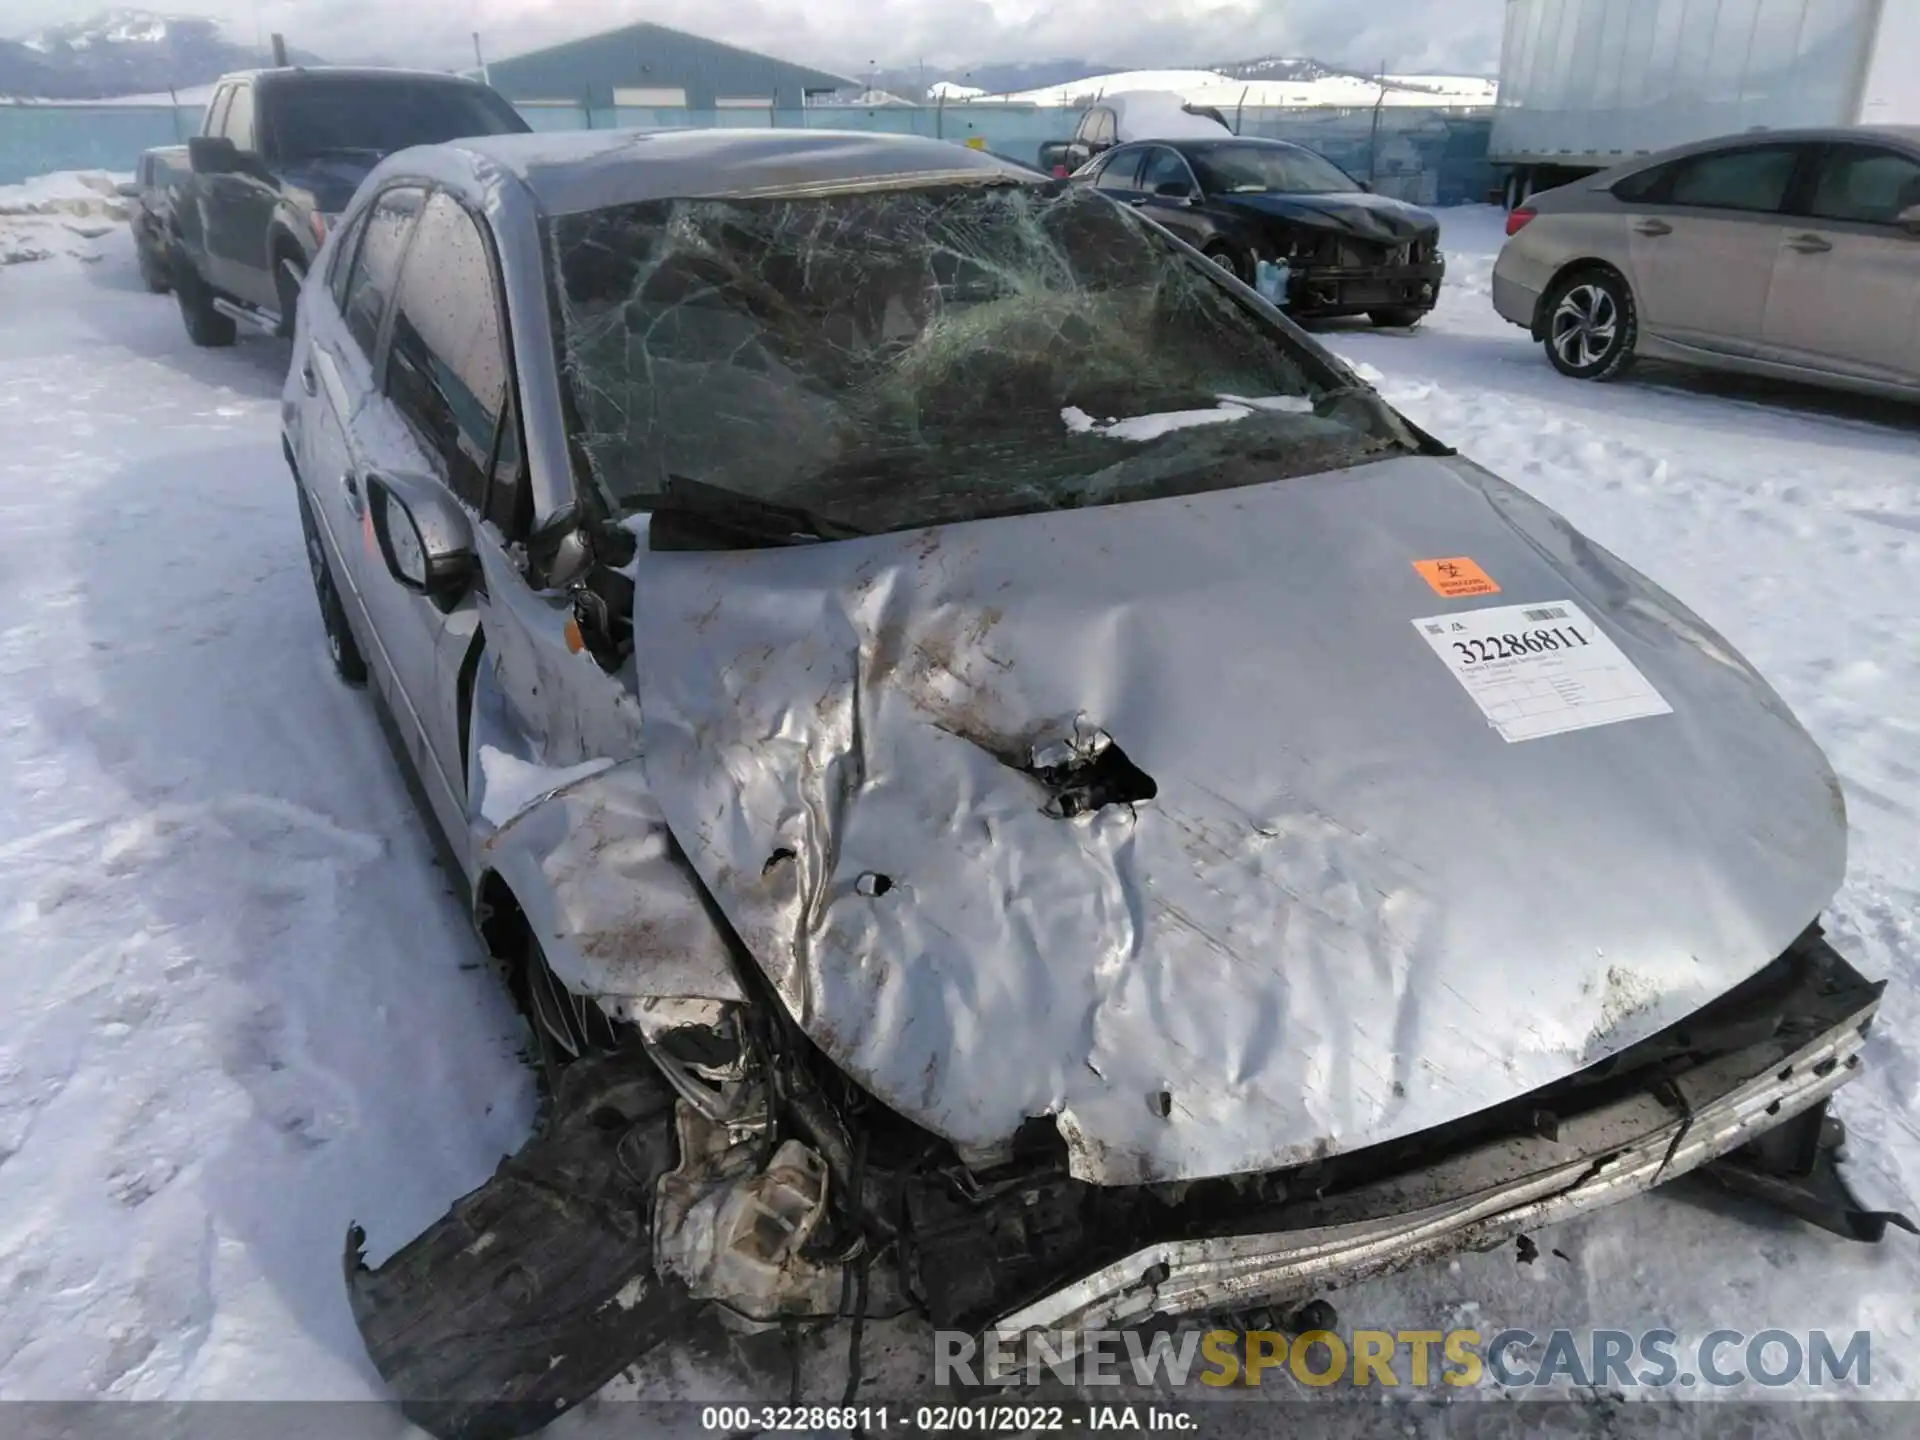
984,950,1883,1371
1287,260,1445,315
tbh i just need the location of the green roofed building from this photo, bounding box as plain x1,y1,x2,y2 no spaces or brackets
479,21,855,111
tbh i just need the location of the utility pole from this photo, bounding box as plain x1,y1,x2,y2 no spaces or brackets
472,31,488,84
270,33,287,67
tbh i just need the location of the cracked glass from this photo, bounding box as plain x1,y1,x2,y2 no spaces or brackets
547,180,1413,535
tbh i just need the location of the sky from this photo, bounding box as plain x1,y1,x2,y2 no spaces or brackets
6,1,1509,78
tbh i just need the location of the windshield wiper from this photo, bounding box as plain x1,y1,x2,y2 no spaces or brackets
643,475,868,551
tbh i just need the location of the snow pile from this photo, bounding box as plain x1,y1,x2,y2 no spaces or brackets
0,169,129,267
957,68,1497,109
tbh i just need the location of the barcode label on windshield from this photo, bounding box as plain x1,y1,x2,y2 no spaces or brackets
1523,606,1568,622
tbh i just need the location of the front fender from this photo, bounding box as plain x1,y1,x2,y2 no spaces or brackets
475,756,747,1015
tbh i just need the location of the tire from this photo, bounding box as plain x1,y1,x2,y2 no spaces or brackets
294,485,369,685
1369,307,1428,329
274,253,306,339
1203,243,1251,285
1542,267,1637,381
514,933,624,1097
136,238,170,294
173,258,236,348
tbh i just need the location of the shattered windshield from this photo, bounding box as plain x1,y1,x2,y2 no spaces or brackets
1187,142,1363,196
547,180,1412,534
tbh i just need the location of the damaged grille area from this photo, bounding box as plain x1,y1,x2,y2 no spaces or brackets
545,182,1413,538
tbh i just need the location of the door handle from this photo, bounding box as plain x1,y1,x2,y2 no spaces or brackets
342,472,363,517
1632,219,1672,237
299,360,317,396
1786,232,1832,254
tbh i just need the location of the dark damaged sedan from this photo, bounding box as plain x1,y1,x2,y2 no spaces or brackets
277,129,1903,1437
1076,136,1446,326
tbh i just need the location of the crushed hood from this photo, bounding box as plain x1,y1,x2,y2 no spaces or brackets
629,453,1846,1184
1215,190,1438,245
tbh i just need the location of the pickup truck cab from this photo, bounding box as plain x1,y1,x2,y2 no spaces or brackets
171,66,528,346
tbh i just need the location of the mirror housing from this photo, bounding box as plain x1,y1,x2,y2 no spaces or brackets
188,134,240,175
1898,203,1920,236
366,471,478,609
115,180,141,199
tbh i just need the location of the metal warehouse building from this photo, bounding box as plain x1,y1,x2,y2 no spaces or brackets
481,22,853,111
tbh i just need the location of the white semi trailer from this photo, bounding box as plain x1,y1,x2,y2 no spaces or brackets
1490,0,1920,204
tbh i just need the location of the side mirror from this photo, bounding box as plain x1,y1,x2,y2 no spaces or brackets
115,180,140,199
1153,181,1194,201
366,471,477,608
1898,203,1920,236
1356,179,1374,193
188,134,239,174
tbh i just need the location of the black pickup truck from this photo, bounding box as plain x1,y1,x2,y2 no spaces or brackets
167,66,528,347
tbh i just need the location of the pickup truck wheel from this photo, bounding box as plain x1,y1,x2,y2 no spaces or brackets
1369,307,1428,329
136,239,170,294
274,255,306,339
173,260,236,348
295,486,368,685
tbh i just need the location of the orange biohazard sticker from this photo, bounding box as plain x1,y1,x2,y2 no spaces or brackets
1413,556,1500,598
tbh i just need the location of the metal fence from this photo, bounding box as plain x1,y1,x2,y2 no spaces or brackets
1,99,1498,205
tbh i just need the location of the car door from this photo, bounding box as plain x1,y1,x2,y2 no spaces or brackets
301,187,424,655
1624,142,1808,356
1762,142,1920,384
1133,147,1208,245
347,189,520,859
202,81,271,304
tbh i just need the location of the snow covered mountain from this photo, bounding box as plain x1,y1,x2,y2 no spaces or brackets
1,9,323,99
881,55,1494,107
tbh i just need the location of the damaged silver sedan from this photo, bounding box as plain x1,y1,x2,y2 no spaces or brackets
278,128,1906,1436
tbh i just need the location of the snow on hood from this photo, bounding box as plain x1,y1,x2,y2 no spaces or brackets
1106,91,1233,142
1217,189,1439,245
629,453,1846,1184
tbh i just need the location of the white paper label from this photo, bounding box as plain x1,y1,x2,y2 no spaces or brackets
1412,601,1672,743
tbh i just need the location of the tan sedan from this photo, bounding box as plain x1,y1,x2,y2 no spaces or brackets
1492,126,1920,400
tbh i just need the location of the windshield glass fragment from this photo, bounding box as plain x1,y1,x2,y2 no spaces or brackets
547,182,1411,535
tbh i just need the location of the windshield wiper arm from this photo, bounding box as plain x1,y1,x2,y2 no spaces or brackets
644,475,867,551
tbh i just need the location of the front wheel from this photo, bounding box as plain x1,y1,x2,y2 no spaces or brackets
274,254,307,339
1369,307,1428,329
1203,243,1251,285
173,259,236,348
136,238,170,294
1543,269,1637,381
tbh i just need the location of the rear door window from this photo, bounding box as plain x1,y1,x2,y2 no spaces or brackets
1806,145,1920,226
203,85,233,139
341,186,425,359
1664,145,1800,214
382,191,513,512
1094,149,1144,194
1139,148,1194,195
223,83,256,152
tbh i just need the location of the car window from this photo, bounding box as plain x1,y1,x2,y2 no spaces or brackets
1139,148,1195,194
265,77,529,162
1097,110,1117,146
204,85,232,140
341,187,424,359
224,84,256,151
1807,145,1920,226
326,208,370,311
1609,163,1669,203
1665,145,1799,214
1094,149,1144,193
384,192,512,511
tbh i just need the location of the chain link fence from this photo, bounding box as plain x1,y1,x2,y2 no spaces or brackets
2,99,1497,205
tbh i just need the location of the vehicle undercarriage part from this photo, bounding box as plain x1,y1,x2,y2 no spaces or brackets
344,1050,695,1440
1701,1102,1918,1244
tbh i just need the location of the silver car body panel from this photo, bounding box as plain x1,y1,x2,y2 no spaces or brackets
629,449,1847,1185
985,980,1880,1364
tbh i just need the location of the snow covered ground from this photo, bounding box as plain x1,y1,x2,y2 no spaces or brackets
0,196,1914,1421
0,169,131,267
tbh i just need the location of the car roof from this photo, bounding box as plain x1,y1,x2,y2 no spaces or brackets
1109,136,1304,153
1618,124,1920,168
407,128,1046,218
214,66,494,87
